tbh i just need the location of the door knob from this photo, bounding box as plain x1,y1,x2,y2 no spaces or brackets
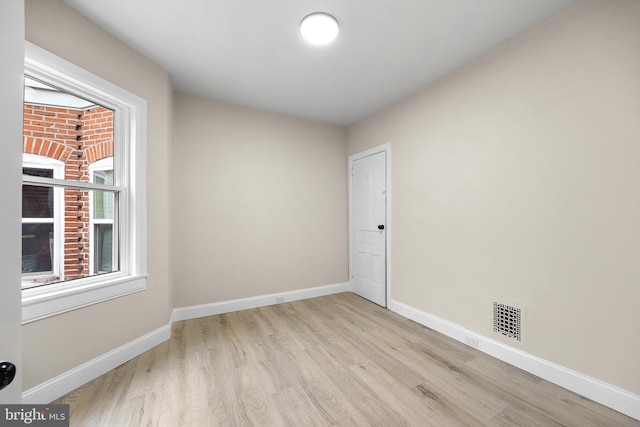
378,224,385,230
0,361,16,391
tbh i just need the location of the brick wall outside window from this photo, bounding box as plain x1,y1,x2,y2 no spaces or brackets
23,103,114,280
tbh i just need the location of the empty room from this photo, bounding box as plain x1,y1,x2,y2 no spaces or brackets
1,0,639,425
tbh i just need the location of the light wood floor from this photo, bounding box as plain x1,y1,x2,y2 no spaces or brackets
55,292,638,426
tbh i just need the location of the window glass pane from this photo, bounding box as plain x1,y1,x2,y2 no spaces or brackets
94,224,114,274
22,184,54,218
22,75,119,290
93,169,113,185
22,223,53,274
23,167,53,179
64,188,117,280
94,190,114,220
21,188,119,289
23,76,115,182
93,170,114,220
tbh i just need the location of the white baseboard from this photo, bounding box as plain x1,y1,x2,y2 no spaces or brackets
389,299,640,422
22,282,349,404
31,285,636,421
22,283,349,404
22,323,171,404
172,282,350,322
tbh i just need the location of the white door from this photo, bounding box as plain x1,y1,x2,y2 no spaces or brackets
350,151,387,306
0,0,25,404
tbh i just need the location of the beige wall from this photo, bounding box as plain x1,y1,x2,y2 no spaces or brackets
23,0,173,390
172,93,348,307
348,0,640,394
20,0,639,402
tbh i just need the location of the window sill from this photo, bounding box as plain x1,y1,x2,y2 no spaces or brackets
22,275,61,290
22,273,148,324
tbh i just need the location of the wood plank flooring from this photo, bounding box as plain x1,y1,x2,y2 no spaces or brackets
54,292,639,426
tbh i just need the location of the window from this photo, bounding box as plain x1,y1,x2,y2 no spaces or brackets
89,157,115,275
22,42,148,323
21,155,64,289
22,74,120,287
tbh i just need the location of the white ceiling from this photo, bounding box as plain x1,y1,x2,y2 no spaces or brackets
62,0,580,126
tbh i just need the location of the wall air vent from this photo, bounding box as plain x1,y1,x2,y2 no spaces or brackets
493,302,522,341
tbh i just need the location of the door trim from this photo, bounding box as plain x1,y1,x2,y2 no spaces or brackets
348,142,392,307
0,0,25,403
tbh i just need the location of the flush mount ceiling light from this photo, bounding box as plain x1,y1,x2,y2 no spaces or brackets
300,12,339,45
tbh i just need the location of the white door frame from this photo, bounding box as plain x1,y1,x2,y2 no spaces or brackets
0,0,25,403
348,142,392,307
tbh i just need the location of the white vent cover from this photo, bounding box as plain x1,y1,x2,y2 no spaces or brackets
493,302,522,341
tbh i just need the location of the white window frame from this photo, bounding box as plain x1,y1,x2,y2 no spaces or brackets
21,154,64,288
22,42,148,323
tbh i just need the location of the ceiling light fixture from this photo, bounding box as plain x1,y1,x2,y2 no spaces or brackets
300,12,339,45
